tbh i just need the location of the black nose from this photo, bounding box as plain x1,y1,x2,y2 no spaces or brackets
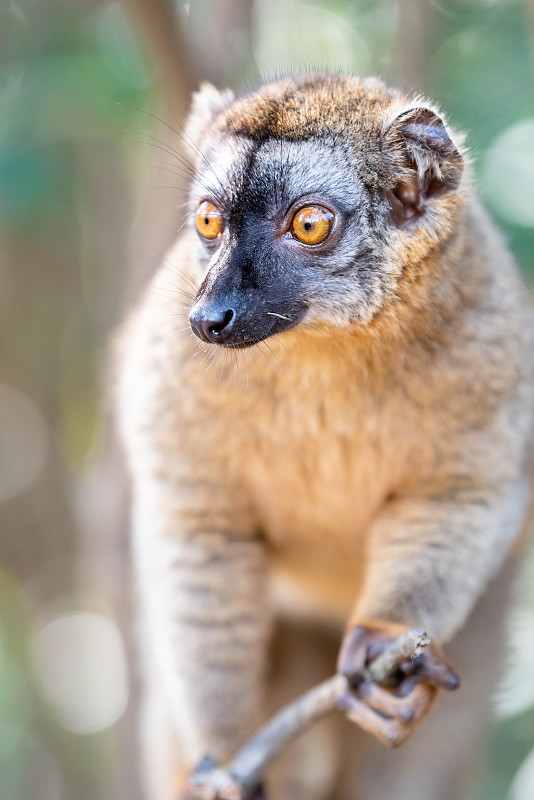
189,306,235,344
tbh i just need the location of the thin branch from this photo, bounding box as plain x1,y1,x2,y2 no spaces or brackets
190,629,431,800
364,628,431,686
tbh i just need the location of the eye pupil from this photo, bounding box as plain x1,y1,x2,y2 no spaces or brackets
304,222,312,231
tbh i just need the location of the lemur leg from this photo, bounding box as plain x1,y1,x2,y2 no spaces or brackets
132,492,272,800
337,560,516,800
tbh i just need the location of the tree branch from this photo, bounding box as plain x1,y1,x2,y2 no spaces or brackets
189,629,431,800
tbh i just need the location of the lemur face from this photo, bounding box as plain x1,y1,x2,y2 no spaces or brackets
189,136,383,347
186,77,463,348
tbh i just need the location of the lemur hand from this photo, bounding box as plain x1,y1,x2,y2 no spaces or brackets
337,620,460,748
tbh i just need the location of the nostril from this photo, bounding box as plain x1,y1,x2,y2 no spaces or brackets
208,309,234,336
189,306,236,343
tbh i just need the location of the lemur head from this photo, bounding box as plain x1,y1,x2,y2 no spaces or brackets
185,75,465,348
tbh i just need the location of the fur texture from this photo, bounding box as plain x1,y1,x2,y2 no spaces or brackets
116,74,534,799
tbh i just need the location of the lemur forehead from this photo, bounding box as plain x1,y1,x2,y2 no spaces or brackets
216,75,398,144
250,139,364,207
196,136,364,211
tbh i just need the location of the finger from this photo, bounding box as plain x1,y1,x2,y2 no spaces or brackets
337,625,372,687
357,680,436,723
337,693,413,748
400,649,460,690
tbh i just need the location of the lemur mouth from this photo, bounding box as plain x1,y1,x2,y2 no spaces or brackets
219,312,303,348
189,303,306,348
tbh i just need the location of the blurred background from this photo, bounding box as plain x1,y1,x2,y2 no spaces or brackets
1,0,534,798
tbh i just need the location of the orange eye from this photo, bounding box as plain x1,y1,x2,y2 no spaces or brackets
196,201,224,240
291,205,334,245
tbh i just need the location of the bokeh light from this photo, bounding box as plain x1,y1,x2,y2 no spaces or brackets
31,611,129,736
496,609,534,719
509,747,534,800
482,120,534,228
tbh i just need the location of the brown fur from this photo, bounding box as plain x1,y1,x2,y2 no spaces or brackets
115,74,534,799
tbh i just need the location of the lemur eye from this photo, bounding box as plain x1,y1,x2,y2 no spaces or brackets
196,201,224,241
291,205,334,245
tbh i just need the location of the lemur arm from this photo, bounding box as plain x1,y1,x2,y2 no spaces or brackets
338,479,529,745
353,480,528,639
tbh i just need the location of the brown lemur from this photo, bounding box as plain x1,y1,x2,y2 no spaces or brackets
116,74,534,800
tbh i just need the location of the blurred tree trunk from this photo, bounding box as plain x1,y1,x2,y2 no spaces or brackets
391,0,436,92
122,0,196,116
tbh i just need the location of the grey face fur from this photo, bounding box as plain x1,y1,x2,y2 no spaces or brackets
188,134,392,347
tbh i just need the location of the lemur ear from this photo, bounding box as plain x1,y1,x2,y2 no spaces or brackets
382,106,463,226
185,82,234,155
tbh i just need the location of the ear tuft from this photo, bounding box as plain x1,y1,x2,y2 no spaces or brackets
185,83,235,154
383,105,463,226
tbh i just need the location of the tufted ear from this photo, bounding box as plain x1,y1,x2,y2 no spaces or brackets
184,82,234,154
382,106,463,226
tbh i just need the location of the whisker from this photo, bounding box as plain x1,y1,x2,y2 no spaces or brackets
150,281,194,300
131,129,197,174
132,138,216,198
149,293,192,307
123,102,227,203
172,114,229,202
261,338,283,368
156,310,192,319
131,137,193,174
266,312,291,321
272,334,288,354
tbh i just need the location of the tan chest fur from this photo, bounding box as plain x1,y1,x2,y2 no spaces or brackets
243,382,390,621
172,331,435,622
242,356,395,542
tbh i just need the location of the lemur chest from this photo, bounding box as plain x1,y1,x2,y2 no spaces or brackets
237,370,406,555
229,377,405,620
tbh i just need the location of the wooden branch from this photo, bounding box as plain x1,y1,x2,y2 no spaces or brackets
189,629,431,800
363,628,431,686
